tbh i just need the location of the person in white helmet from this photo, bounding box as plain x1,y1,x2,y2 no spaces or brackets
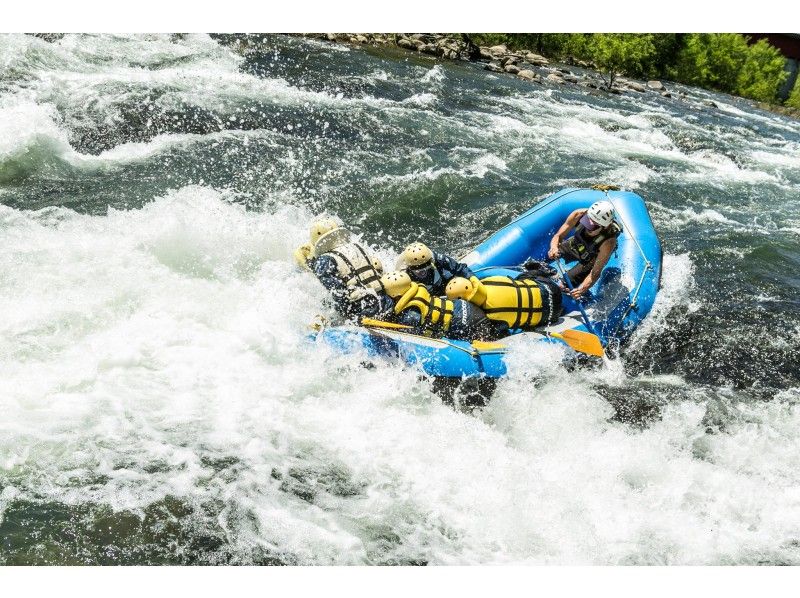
294,217,393,319
547,200,622,298
396,241,475,296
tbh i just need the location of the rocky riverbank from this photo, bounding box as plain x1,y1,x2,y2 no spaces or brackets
299,33,679,97
296,33,800,119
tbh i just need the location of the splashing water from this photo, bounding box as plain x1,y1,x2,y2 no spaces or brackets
1,33,799,565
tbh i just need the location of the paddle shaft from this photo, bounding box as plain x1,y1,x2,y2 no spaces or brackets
360,317,413,330
556,259,598,337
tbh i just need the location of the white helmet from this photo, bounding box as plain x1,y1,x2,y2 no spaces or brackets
587,201,615,227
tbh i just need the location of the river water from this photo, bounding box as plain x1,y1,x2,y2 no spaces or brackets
1,33,799,565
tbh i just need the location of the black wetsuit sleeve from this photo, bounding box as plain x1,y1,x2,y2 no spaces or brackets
359,294,396,319
397,308,423,331
434,252,475,280
312,254,352,315
313,255,346,296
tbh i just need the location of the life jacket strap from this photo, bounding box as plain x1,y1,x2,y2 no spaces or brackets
328,246,382,288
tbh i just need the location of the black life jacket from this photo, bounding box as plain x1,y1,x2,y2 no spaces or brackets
564,220,622,264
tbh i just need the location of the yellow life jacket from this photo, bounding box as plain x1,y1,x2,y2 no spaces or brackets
470,276,547,330
394,282,453,335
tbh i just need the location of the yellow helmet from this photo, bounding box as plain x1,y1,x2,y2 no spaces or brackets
446,276,476,301
380,270,412,298
399,242,433,269
309,217,341,245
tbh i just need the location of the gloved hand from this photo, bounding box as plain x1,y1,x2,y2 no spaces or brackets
522,259,557,277
293,243,314,270
308,314,328,331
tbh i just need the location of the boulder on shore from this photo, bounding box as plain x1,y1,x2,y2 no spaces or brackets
504,64,520,75
397,37,416,50
488,44,508,56
485,61,504,73
546,73,565,84
517,69,538,81
524,52,549,65
419,43,434,54
647,80,666,91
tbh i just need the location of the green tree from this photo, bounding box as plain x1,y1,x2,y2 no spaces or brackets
787,75,800,109
648,34,683,78
671,33,750,93
588,34,657,88
735,39,788,102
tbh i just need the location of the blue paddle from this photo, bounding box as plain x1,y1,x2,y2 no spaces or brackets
555,259,598,337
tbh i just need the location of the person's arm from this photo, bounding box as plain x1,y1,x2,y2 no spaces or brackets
434,252,475,280
548,209,584,259
313,255,348,301
397,308,423,332
569,238,616,298
358,293,396,319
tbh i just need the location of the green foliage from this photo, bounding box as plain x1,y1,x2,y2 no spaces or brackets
672,33,787,103
787,76,800,109
466,33,791,108
648,34,683,78
671,33,750,92
587,34,657,88
736,39,788,102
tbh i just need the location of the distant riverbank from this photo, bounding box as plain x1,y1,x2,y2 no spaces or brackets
292,33,800,121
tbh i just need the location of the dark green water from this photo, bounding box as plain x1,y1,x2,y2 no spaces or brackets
1,33,799,565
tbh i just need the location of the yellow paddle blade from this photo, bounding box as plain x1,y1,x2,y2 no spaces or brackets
471,340,508,352
360,317,413,330
550,329,605,357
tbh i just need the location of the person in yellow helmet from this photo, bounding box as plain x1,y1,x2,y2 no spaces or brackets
380,271,502,341
396,242,475,296
294,217,392,319
548,200,622,298
445,273,562,336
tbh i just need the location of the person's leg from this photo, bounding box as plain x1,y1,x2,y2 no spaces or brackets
566,262,592,287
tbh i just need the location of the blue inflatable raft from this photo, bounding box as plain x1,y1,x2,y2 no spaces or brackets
314,187,662,380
